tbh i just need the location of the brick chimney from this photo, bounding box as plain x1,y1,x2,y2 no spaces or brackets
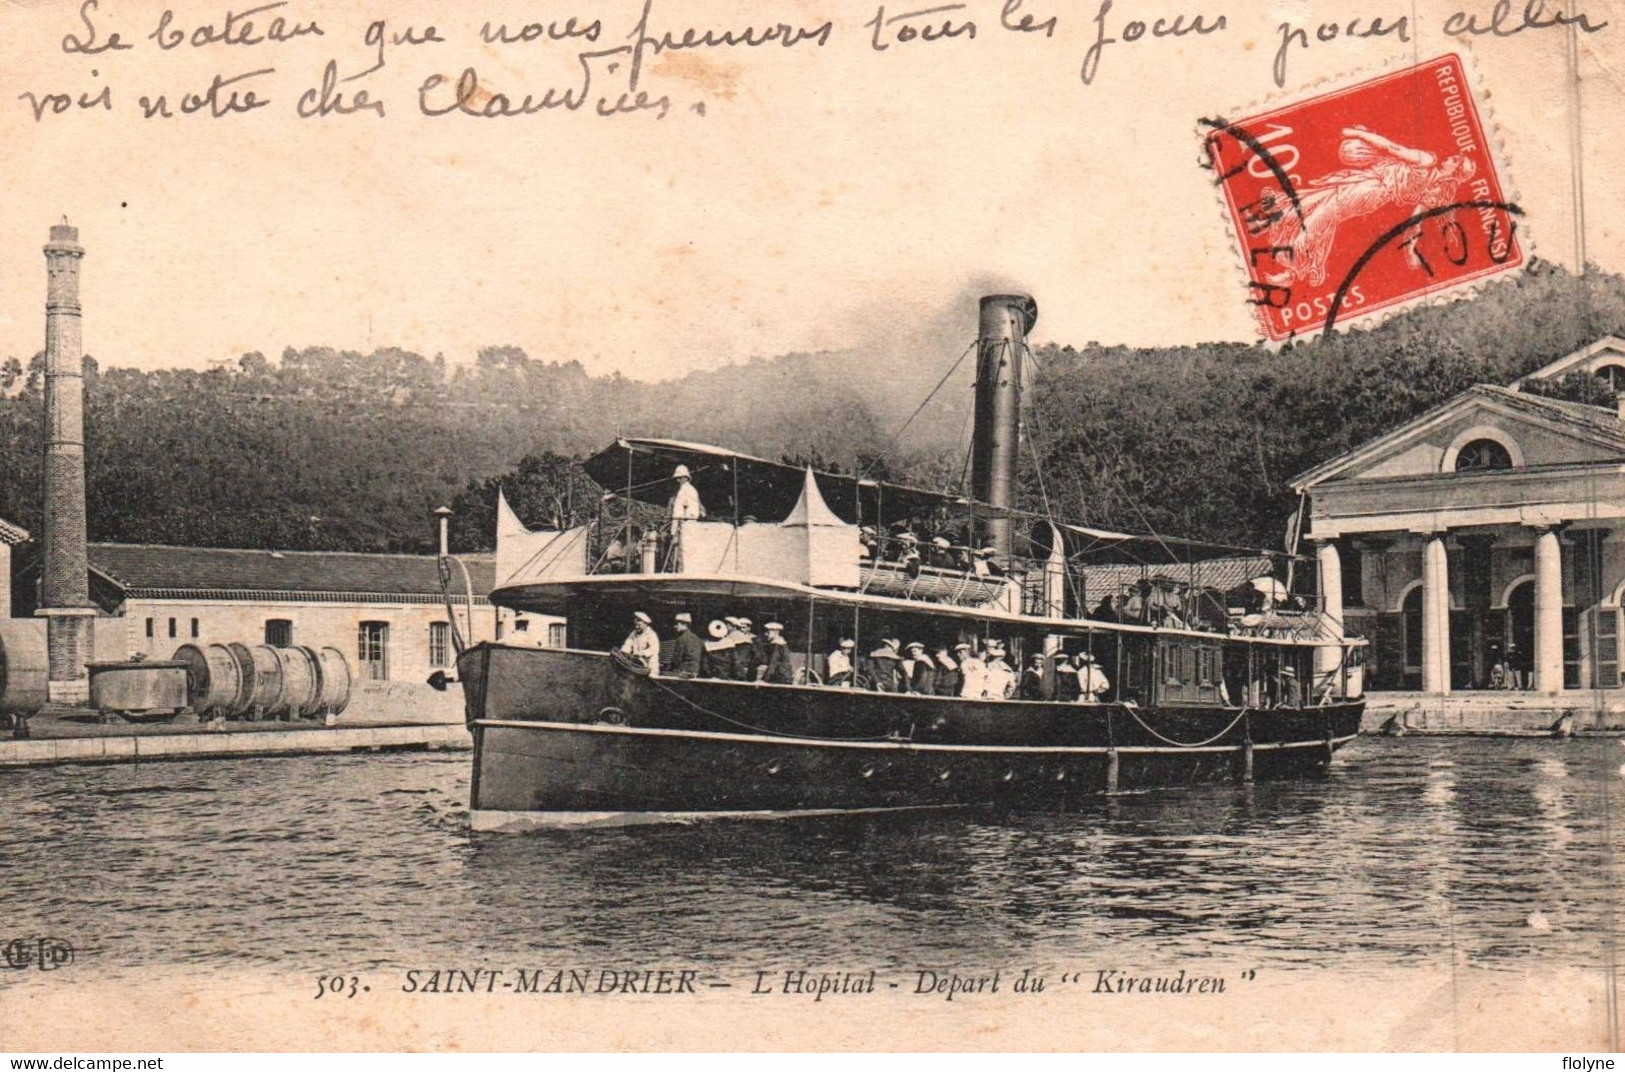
38,219,95,704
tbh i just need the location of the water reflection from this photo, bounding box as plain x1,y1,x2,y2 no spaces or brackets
0,736,1617,981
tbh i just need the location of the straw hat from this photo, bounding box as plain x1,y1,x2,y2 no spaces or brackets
633,611,651,625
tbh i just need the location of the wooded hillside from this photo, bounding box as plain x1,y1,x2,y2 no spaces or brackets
0,261,1618,555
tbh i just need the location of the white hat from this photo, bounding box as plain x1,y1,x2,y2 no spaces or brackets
1076,651,1095,663
954,641,973,652
724,616,742,628
899,532,918,543
674,612,692,624
986,639,1006,654
673,464,691,479
737,617,753,628
978,546,998,556
906,642,925,653
932,536,951,549
838,638,855,649
765,622,784,632
633,611,651,624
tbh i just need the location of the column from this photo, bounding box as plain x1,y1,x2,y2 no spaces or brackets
1422,534,1450,695
1533,526,1565,693
1313,539,1344,689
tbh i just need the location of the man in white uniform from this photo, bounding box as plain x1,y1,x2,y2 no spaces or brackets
981,640,1016,699
619,611,660,675
668,464,706,520
826,638,856,688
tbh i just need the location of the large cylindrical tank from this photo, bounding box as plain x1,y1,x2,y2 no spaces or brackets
314,646,352,716
247,644,285,717
277,646,320,719
172,643,243,716
226,642,256,717
0,619,50,715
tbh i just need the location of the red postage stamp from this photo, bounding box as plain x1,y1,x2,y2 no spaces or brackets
1203,54,1524,342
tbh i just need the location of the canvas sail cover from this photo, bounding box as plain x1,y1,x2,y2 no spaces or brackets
674,470,860,586
494,488,590,586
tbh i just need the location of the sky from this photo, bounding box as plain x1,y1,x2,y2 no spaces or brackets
0,0,1619,380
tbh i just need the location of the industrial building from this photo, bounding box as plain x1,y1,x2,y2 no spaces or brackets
12,543,563,687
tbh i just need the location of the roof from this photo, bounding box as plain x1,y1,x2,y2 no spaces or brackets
1510,335,1625,386
1290,383,1625,490
84,543,495,600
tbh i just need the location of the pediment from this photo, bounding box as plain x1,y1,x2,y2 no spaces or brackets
1293,385,1625,489
1513,335,1625,386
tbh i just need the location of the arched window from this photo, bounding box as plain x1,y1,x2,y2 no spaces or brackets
1594,363,1625,393
1454,438,1513,473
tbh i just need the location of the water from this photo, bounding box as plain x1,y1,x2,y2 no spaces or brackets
1,736,1620,982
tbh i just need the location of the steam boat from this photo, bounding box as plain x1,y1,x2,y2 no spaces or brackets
447,295,1365,829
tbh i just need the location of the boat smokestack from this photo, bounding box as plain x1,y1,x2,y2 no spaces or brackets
970,293,1037,559
39,219,96,704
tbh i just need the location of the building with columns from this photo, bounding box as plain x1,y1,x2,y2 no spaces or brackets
1293,335,1625,696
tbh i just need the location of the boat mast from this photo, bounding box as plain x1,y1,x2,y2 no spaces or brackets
970,294,1038,559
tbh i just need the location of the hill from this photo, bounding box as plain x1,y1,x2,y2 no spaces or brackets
0,261,1619,555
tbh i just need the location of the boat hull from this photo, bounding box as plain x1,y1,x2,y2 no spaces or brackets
460,645,1362,825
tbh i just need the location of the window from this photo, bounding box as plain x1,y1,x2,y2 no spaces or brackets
358,621,389,681
168,618,177,639
190,618,200,639
547,623,568,649
1454,439,1513,473
515,618,530,632
429,622,450,668
145,618,154,639
1595,363,1625,392
1596,608,1619,688
265,619,292,647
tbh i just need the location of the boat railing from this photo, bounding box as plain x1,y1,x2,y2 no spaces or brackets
577,519,1342,641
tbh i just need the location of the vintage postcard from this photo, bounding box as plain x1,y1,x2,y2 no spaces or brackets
0,0,1621,1055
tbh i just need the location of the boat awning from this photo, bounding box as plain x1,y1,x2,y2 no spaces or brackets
582,437,991,524
1031,521,1295,566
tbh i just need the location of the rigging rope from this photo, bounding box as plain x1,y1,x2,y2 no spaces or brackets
859,338,978,481
1123,704,1251,748
639,670,901,742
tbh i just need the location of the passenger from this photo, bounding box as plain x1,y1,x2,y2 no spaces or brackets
972,547,1006,579
958,643,987,699
859,527,879,561
667,612,705,679
981,640,1016,699
703,619,736,677
827,638,857,688
901,642,933,694
1091,595,1120,622
1020,653,1048,701
761,622,794,684
928,536,956,570
867,638,904,693
730,617,758,682
1075,651,1111,702
934,645,963,696
1054,655,1081,702
667,464,706,521
618,611,660,675
897,532,923,578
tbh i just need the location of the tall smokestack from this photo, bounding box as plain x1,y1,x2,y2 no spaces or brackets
39,219,95,704
970,293,1037,559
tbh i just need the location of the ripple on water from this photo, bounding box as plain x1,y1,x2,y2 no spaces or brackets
0,738,1620,980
